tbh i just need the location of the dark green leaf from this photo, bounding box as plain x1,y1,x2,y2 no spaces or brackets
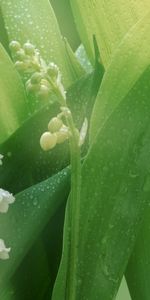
0,167,70,286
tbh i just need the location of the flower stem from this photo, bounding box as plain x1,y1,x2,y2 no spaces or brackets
55,90,82,300
65,112,81,300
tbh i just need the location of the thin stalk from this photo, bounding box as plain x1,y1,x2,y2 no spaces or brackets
57,91,82,300
66,113,81,300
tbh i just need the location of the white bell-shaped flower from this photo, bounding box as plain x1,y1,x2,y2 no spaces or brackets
0,189,15,213
0,239,11,260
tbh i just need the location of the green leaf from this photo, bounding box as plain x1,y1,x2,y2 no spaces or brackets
52,13,150,300
0,167,69,286
90,11,150,144
0,43,29,144
52,64,150,300
0,0,81,87
70,0,150,67
126,187,150,299
0,8,10,53
63,38,85,80
50,0,80,50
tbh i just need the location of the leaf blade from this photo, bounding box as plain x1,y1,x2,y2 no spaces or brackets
0,43,29,143
70,0,150,67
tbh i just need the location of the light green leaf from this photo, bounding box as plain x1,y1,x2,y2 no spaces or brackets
70,0,150,67
0,0,80,87
63,38,85,80
116,277,131,300
0,43,29,144
90,11,150,144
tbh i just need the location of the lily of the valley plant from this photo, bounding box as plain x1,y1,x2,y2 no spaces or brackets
0,1,150,300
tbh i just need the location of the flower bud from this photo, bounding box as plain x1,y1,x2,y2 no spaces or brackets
40,132,57,151
26,80,40,93
9,41,21,52
47,63,59,79
31,72,42,84
37,85,50,98
15,49,26,61
56,125,70,144
15,61,27,72
0,239,11,260
48,117,63,133
23,42,35,55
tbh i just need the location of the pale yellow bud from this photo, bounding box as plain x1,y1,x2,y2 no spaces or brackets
15,61,27,72
56,125,70,144
26,81,39,93
31,72,42,84
16,49,26,61
9,41,21,52
48,117,63,133
40,132,57,151
37,85,50,98
47,63,59,78
23,42,35,55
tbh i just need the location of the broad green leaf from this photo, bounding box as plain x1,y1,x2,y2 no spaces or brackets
70,0,150,67
0,43,29,144
10,239,52,300
0,67,103,194
52,64,150,299
63,38,85,80
0,0,80,88
50,0,80,50
52,12,150,299
126,194,150,299
0,8,9,53
90,11,150,143
0,167,69,286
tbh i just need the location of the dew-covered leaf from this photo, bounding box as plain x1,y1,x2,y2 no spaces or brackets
0,43,29,144
0,167,69,286
70,0,150,67
90,11,150,143
126,192,150,299
52,14,150,299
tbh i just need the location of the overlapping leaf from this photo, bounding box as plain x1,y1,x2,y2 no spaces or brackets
52,11,150,300
90,11,150,143
0,167,69,286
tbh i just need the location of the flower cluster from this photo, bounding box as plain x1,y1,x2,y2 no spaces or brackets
9,40,88,153
9,41,66,101
0,154,15,260
40,112,71,151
